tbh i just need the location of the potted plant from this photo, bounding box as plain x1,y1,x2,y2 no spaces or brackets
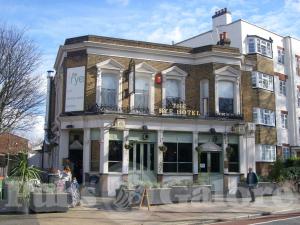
9,152,42,213
159,145,167,153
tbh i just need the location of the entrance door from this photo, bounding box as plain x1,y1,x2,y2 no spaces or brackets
199,152,223,194
129,143,155,184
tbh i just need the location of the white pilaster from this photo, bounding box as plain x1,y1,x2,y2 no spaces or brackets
83,128,91,182
100,125,110,174
122,129,129,174
157,130,164,174
239,135,247,176
192,131,198,174
223,133,228,173
58,130,69,170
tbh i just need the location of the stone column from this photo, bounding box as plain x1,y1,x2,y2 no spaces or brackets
122,129,129,182
58,129,69,170
157,130,164,183
192,131,199,182
83,128,91,184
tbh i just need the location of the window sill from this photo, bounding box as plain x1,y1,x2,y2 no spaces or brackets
256,160,275,163
252,87,274,92
247,52,273,59
163,173,193,176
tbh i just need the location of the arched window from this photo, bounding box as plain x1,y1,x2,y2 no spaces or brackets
218,81,234,114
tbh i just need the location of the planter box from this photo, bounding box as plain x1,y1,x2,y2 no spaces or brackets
236,182,279,198
190,185,212,202
170,185,212,203
171,186,191,203
147,188,172,205
29,192,68,213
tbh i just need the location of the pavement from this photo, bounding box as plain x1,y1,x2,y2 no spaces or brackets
0,193,300,225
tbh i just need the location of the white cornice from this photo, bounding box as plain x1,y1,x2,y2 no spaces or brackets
54,41,243,69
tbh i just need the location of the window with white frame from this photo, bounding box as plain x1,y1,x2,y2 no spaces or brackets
296,56,300,76
134,77,150,112
279,80,286,96
281,112,288,129
253,108,275,126
260,145,276,162
299,117,300,138
200,79,209,115
277,47,284,64
247,36,272,58
166,79,181,107
101,74,118,108
297,88,300,107
252,71,274,91
282,147,290,160
218,81,234,114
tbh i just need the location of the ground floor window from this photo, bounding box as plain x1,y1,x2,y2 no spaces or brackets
163,142,192,173
108,140,123,172
90,140,100,171
282,147,290,160
260,145,276,162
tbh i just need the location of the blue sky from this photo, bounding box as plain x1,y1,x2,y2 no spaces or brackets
1,0,299,142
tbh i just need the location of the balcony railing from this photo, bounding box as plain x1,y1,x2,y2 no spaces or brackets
63,103,244,121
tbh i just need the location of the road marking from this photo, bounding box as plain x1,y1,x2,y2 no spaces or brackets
250,216,300,225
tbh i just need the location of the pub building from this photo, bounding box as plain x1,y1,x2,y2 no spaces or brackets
44,34,257,197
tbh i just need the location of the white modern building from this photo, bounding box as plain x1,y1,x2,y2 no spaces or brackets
178,8,300,167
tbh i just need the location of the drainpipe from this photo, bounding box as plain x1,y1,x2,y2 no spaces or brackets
44,70,54,169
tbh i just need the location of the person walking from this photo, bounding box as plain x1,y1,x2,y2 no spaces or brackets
246,167,258,203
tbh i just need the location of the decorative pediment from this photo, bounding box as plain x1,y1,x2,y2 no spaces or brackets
199,142,222,152
162,66,188,77
135,62,157,74
215,66,240,78
96,58,125,71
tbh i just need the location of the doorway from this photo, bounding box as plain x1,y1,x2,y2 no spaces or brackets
128,143,155,184
69,130,83,184
199,151,223,194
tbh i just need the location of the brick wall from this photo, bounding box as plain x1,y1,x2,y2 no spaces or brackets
0,133,29,155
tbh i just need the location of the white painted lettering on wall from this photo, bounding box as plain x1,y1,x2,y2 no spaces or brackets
65,66,85,112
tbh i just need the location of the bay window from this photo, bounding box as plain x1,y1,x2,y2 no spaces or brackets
259,145,276,162
247,36,272,58
277,47,284,64
166,79,181,107
253,107,275,126
218,81,234,114
252,71,274,91
101,74,118,109
281,112,288,129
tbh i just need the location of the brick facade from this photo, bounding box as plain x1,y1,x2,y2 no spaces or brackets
0,133,29,155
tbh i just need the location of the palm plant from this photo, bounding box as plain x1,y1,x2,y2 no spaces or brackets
9,152,42,201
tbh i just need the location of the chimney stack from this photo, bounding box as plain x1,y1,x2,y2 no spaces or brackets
212,8,232,29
